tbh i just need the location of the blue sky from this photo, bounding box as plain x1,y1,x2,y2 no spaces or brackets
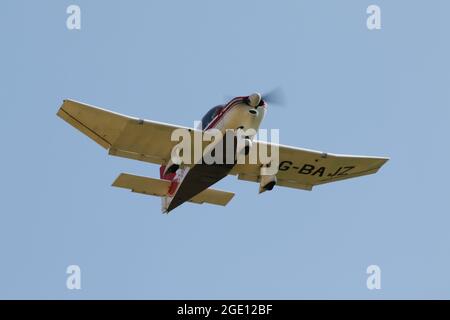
1,0,449,299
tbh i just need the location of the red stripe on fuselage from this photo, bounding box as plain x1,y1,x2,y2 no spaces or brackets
204,97,246,130
205,97,266,131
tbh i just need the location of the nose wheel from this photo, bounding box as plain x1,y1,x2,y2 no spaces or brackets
243,144,251,156
264,180,275,191
235,135,252,157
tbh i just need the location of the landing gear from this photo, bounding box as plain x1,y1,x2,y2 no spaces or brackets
264,180,276,191
165,163,179,174
162,158,181,177
259,165,277,194
236,135,252,157
201,130,253,165
243,143,251,156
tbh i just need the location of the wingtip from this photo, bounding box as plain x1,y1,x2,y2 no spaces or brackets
57,99,70,116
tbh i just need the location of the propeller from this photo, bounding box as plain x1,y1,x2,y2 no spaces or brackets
224,87,287,107
261,87,286,107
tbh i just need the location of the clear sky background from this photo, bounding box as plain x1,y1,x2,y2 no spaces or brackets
1,0,449,299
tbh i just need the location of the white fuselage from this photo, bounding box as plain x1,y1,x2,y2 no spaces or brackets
161,96,266,212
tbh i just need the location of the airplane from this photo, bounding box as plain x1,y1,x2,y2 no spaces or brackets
56,92,389,213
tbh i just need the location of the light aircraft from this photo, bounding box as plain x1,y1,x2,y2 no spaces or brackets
57,92,389,213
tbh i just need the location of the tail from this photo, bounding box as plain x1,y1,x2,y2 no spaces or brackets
112,169,235,213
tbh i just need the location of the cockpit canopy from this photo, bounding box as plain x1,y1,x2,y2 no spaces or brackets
200,105,223,130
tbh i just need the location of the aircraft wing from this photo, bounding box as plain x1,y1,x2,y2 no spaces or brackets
57,99,201,165
58,99,388,191
230,141,389,191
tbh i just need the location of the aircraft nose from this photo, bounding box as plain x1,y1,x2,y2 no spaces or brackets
247,92,261,107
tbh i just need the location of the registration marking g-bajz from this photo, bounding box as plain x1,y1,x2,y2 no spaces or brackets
278,161,355,178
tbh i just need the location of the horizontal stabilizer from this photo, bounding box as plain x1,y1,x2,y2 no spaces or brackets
112,173,234,207
112,173,170,197
189,188,235,206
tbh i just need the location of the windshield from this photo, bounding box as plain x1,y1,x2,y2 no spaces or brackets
200,105,223,130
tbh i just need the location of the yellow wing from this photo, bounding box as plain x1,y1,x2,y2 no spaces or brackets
57,99,201,165
231,141,389,191
58,99,388,191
